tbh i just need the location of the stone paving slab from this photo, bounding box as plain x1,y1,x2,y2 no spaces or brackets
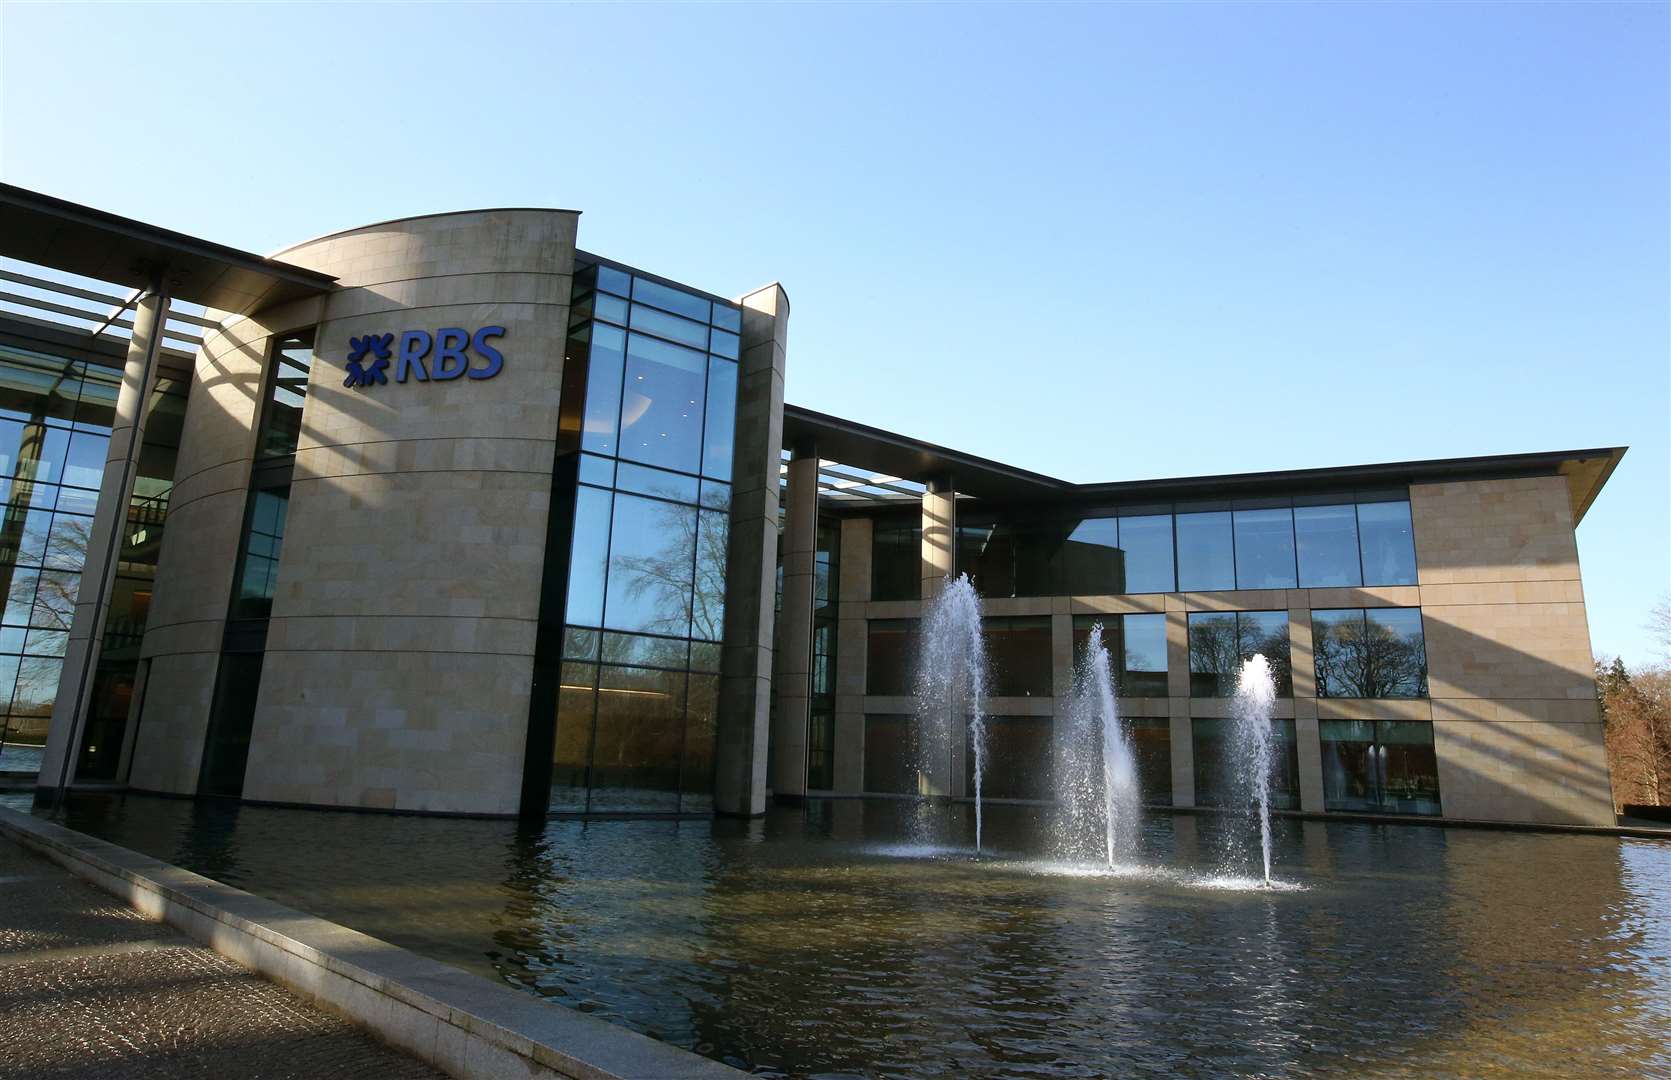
0,837,444,1080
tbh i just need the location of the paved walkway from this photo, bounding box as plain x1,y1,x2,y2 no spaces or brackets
0,836,444,1079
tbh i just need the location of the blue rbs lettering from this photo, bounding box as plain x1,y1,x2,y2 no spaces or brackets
349,326,506,388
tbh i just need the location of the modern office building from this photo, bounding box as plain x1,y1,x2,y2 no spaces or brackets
0,185,1625,827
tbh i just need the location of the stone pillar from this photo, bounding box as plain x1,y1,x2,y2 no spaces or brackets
36,288,168,806
771,447,818,799
1166,605,1194,806
831,517,871,793
714,283,788,817
921,477,956,600
1289,604,1325,812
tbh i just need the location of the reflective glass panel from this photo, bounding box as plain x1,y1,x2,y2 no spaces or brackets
1295,504,1362,588
1122,613,1169,697
580,325,627,456
1061,517,1121,595
701,358,737,480
1119,513,1175,593
864,714,915,794
681,673,719,812
619,334,707,472
1312,609,1368,698
984,616,1052,697
711,303,742,334
708,329,740,359
596,265,632,297
603,492,696,637
1187,612,1239,697
630,304,709,350
1233,508,1297,589
691,510,728,642
550,661,596,812
870,520,920,601
256,334,314,460
1176,510,1234,591
230,488,288,619
967,715,1052,799
615,462,700,503
631,278,711,322
1124,717,1172,804
1365,607,1428,697
563,486,613,627
1358,500,1417,585
595,293,629,326
588,665,684,812
1193,717,1299,810
1236,610,1292,697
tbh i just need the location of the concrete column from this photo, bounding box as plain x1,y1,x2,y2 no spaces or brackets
920,477,956,600
1289,605,1325,812
771,448,818,800
37,288,168,805
715,283,788,817
831,517,870,793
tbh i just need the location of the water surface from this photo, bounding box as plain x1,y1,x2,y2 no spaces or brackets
32,795,1671,1079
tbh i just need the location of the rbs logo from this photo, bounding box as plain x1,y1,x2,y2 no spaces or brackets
344,327,506,389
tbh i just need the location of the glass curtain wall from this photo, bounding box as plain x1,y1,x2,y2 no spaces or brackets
1192,717,1301,810
550,261,740,813
0,344,119,774
878,493,1417,600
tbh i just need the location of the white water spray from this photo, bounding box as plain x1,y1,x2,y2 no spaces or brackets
1231,654,1279,887
1058,623,1142,866
914,574,989,853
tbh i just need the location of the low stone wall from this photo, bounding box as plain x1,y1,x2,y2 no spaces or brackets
0,808,742,1080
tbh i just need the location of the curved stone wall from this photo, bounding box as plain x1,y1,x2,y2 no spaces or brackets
134,209,578,813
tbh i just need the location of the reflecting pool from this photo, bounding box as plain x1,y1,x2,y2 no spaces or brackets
32,795,1671,1078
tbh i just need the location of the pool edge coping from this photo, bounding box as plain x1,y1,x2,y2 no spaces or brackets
0,807,745,1080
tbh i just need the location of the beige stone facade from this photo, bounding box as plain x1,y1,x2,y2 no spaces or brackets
820,475,1616,827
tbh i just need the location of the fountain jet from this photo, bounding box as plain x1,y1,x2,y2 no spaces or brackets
1058,623,1142,867
913,574,989,853
1232,654,1279,887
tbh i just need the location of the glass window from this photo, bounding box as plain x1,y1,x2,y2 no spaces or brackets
1060,516,1121,595
1187,612,1239,697
1189,610,1291,697
199,652,264,797
594,293,629,326
596,265,632,297
681,673,719,812
1233,507,1296,590
1125,717,1172,804
44,513,89,571
1236,610,1292,697
588,665,684,812
603,492,696,637
550,660,596,812
866,619,917,696
1321,719,1440,815
967,715,1052,800
1295,504,1362,588
864,714,915,794
984,616,1052,697
599,632,689,669
1313,608,1428,698
255,333,314,460
711,303,742,334
564,486,612,627
870,519,920,602
1358,500,1417,585
1119,513,1175,593
1122,613,1169,696
631,277,712,322
958,517,1016,599
615,462,700,503
62,431,107,491
578,454,614,487
691,510,728,642
701,357,736,481
630,304,709,350
580,324,627,457
1176,510,1234,591
709,328,740,359
230,488,288,620
618,334,707,473
1192,716,1299,810
1072,613,1168,697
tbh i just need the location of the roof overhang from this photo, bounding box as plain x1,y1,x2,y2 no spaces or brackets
0,184,336,315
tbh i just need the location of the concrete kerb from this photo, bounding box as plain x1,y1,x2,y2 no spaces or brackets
0,808,743,1080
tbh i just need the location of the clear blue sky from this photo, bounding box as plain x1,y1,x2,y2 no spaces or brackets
4,3,1666,664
